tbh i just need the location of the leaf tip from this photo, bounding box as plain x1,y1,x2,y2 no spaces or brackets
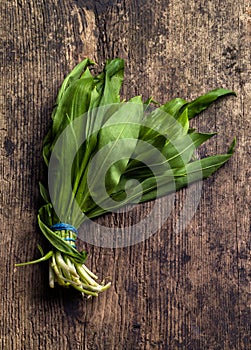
228,137,237,154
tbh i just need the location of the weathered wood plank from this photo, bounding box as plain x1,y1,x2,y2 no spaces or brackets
1,1,250,349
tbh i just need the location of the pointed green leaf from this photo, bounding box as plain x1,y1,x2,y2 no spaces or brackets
56,58,95,104
177,88,236,120
39,182,50,204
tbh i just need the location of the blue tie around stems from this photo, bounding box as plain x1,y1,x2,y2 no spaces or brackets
50,223,78,249
50,222,78,234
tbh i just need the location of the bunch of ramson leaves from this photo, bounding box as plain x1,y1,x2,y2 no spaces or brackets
16,58,235,297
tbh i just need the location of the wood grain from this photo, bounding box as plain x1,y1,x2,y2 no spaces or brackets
1,1,250,349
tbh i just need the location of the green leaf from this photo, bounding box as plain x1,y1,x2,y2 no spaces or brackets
94,58,124,107
174,152,233,179
37,244,44,256
177,88,236,120
44,77,94,161
189,132,216,148
227,137,236,154
43,67,95,165
39,182,50,204
56,58,95,105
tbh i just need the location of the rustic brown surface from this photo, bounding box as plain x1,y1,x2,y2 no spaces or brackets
1,1,250,349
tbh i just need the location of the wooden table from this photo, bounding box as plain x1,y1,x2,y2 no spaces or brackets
1,1,250,349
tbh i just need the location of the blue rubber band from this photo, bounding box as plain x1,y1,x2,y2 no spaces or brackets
64,239,76,249
50,223,78,248
63,238,76,243
50,223,78,234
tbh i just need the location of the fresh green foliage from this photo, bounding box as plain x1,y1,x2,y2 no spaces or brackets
16,58,235,297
